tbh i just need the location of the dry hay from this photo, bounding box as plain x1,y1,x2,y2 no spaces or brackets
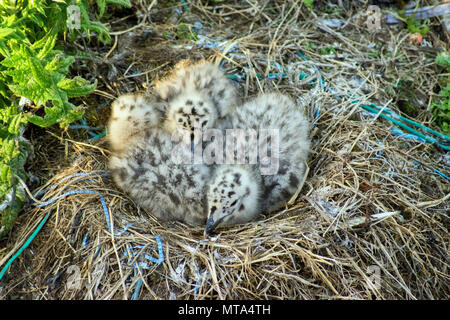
1,0,449,300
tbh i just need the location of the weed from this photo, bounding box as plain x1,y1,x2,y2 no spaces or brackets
405,16,430,35
430,51,450,135
0,0,131,239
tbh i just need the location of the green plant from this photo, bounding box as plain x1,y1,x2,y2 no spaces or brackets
0,0,131,239
176,23,199,41
320,46,336,56
303,0,314,9
405,16,429,35
430,51,450,135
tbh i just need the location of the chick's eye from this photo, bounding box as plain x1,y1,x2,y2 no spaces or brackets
230,200,237,207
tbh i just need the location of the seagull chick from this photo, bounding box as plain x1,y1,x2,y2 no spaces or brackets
204,165,262,234
108,93,164,154
153,60,239,135
108,93,211,226
205,92,311,234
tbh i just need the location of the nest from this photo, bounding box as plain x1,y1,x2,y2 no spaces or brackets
1,0,449,299
1,93,448,299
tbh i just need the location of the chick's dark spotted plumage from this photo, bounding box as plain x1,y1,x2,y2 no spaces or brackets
205,92,311,233
153,60,239,134
107,93,164,154
107,62,311,233
108,93,211,225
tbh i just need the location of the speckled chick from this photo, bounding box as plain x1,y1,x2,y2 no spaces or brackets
108,93,211,226
205,92,311,234
153,60,239,135
107,93,164,154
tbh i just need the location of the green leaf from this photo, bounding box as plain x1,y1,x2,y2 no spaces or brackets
45,52,74,74
57,77,97,97
0,0,134,240
106,0,132,7
85,21,110,43
435,51,450,72
29,56,53,87
303,0,314,9
0,164,12,183
7,114,23,135
0,40,10,58
33,31,57,59
0,192,24,239
28,12,46,29
59,102,84,127
97,0,107,18
26,105,63,127
0,27,15,40
3,14,17,27
406,16,429,35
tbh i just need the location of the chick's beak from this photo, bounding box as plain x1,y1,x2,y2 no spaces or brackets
204,200,242,236
204,215,220,235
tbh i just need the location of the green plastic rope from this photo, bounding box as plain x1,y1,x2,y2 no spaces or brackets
0,211,52,281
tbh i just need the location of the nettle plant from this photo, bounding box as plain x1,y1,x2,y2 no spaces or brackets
0,0,130,239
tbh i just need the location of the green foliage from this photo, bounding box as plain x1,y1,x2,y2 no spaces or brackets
97,0,132,19
303,0,314,9
435,51,450,72
320,46,336,56
430,51,450,136
176,23,199,41
0,0,131,239
405,16,429,35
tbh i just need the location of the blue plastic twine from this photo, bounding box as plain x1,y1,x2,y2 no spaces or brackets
37,189,112,232
412,162,450,181
295,50,450,150
122,236,165,268
126,235,164,300
0,173,111,281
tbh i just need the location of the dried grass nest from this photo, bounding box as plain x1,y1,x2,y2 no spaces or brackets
0,87,448,299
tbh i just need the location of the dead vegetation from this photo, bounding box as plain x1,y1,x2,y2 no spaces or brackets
0,0,449,300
